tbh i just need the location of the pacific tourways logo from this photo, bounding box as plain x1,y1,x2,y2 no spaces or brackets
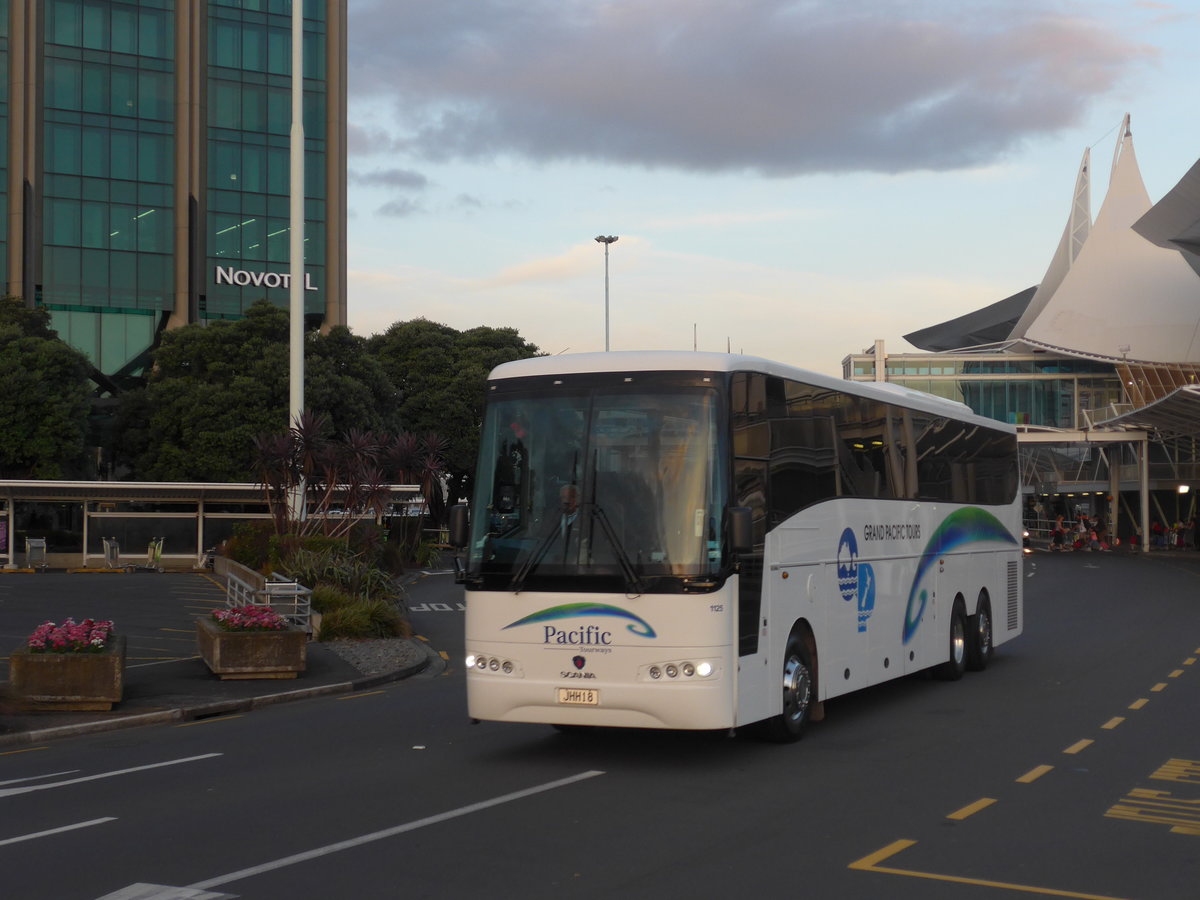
836,527,875,633
503,602,658,645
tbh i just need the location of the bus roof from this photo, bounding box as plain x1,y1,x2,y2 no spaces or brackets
488,351,1012,433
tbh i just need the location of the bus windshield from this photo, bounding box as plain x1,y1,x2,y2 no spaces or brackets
466,383,727,592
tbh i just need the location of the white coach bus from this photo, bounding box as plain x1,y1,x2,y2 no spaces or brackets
450,352,1023,740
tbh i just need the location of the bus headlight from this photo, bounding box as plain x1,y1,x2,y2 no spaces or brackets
641,660,717,681
466,653,522,676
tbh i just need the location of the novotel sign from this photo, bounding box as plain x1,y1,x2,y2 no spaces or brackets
213,266,318,291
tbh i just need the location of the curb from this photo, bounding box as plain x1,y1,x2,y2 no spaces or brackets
0,641,436,748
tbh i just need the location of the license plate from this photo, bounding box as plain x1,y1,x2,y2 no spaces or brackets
556,687,599,706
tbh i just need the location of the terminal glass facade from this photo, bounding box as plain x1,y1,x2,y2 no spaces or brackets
844,352,1124,430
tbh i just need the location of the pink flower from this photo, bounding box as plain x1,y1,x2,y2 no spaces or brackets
26,618,115,653
212,605,288,632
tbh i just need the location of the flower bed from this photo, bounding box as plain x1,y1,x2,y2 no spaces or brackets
10,619,125,710
197,606,306,680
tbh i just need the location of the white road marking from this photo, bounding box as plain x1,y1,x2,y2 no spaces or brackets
0,754,222,798
96,884,235,899
0,769,79,786
0,816,116,847
187,769,606,891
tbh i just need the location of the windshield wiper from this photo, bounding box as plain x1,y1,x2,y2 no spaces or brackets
507,517,563,593
589,502,645,595
585,451,644,595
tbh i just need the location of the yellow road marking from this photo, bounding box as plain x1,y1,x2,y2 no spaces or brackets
1064,739,1093,755
177,715,244,727
1101,717,1124,730
1151,759,1200,784
0,746,47,756
1128,698,1148,710
1168,669,1184,678
1017,765,1054,784
338,690,384,701
439,650,449,660
1151,683,1167,692
1107,789,1200,835
849,839,1131,898
1185,658,1196,666
947,798,995,820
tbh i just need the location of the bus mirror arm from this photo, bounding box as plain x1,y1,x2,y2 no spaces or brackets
449,504,469,548
449,504,470,584
729,507,753,555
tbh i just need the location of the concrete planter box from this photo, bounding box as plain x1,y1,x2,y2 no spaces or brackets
196,616,306,680
9,635,126,710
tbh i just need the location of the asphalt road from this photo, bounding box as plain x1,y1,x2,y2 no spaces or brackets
2,552,1199,900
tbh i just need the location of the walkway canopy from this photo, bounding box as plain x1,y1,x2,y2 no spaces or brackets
0,481,422,569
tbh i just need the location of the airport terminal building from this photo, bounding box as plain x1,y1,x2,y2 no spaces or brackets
844,116,1200,542
0,0,347,385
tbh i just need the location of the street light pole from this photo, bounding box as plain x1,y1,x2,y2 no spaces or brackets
594,235,618,351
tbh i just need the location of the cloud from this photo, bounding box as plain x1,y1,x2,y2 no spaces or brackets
375,197,425,217
347,0,1152,176
350,168,430,190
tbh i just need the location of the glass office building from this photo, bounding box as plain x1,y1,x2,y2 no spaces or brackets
2,0,347,384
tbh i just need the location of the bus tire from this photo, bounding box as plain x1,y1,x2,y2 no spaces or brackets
966,597,993,672
759,632,814,742
933,600,967,681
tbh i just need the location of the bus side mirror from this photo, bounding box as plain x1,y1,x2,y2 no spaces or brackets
449,504,470,548
729,507,753,554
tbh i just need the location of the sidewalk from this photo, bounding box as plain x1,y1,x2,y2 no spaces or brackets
0,572,437,747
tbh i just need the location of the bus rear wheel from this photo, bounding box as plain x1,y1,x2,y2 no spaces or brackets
759,634,814,742
933,600,967,681
966,598,993,671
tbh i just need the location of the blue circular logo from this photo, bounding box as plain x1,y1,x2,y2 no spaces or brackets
836,527,858,604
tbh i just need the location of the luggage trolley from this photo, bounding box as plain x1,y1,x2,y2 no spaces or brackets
25,537,48,571
131,536,164,572
103,536,121,570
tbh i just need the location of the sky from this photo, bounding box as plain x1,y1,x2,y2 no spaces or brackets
342,0,1200,377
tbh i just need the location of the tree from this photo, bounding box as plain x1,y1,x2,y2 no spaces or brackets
306,325,404,437
0,297,93,478
368,319,541,507
114,301,293,481
252,411,445,561
114,301,405,482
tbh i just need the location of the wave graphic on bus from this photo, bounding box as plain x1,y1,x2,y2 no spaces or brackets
903,508,1018,644
503,603,658,638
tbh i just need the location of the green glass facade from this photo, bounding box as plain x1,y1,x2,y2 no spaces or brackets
42,0,174,374
1,0,345,380
205,0,326,320
0,1,8,290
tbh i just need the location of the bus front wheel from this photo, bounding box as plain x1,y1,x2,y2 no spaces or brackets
759,634,814,742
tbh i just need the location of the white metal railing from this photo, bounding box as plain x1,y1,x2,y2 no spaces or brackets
224,566,313,635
